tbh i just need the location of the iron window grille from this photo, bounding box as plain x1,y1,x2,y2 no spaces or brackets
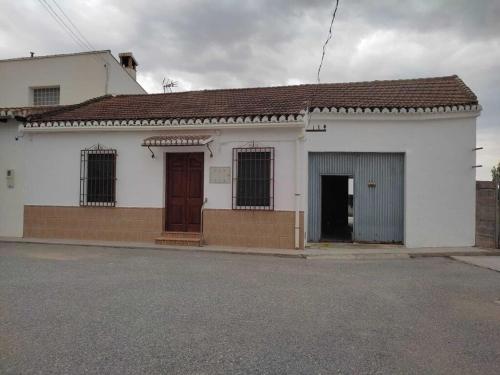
80,145,117,207
32,86,60,106
232,147,274,210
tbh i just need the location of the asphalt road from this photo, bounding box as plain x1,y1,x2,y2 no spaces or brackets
1,242,499,374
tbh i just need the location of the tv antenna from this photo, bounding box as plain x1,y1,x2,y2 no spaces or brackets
162,78,178,93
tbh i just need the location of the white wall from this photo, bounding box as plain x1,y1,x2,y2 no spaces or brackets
304,113,477,248
0,51,146,237
105,54,148,96
24,128,300,211
21,112,478,248
0,51,145,107
0,122,24,237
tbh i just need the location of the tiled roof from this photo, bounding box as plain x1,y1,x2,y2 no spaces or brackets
0,105,64,118
29,75,478,123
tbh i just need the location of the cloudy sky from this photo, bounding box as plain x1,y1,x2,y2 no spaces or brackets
1,0,498,179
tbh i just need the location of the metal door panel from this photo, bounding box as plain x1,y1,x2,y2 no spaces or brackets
308,152,404,243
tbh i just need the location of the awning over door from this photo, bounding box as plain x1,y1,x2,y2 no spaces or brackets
141,135,213,147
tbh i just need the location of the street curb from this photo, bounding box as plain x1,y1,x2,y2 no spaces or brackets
1,238,496,260
306,253,410,260
409,251,500,258
0,238,306,259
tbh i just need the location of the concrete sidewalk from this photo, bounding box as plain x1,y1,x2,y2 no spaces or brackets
452,256,500,272
305,242,500,259
1,236,499,259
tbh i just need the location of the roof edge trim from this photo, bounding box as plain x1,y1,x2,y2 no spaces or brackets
24,104,481,129
0,50,111,63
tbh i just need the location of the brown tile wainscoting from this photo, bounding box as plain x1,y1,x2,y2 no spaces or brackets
24,205,163,242
23,206,304,249
202,209,304,249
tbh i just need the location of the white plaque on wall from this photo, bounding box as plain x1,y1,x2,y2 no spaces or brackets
209,167,231,184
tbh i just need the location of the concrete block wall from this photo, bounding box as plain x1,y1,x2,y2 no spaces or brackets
476,181,499,248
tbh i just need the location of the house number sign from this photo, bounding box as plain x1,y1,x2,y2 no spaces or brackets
209,167,231,184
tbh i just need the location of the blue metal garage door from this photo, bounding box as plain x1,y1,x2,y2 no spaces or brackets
308,152,404,243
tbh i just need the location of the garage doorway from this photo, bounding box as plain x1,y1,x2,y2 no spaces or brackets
308,152,404,243
321,175,354,242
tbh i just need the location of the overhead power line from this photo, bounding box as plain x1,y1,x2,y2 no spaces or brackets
316,0,340,84
38,0,85,50
37,1,107,62
37,0,111,93
306,0,340,131
37,0,93,51
51,0,96,50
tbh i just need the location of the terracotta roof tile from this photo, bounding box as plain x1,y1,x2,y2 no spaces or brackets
1,105,64,118
30,75,478,122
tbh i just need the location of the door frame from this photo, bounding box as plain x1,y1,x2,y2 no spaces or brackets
319,173,355,242
164,152,205,232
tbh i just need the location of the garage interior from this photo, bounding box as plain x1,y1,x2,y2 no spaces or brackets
321,175,353,242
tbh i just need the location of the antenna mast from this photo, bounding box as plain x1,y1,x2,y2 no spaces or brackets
162,78,178,93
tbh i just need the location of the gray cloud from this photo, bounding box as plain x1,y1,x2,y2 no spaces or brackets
0,0,498,179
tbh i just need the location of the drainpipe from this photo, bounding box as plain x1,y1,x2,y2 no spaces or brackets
200,197,208,246
496,183,499,248
294,137,301,249
104,63,109,95
294,127,306,249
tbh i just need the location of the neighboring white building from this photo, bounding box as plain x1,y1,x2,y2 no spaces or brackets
17,75,480,249
0,50,146,237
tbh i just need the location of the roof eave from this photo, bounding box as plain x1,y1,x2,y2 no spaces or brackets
21,121,305,133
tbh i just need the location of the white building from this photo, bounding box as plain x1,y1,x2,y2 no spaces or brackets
0,50,146,237
17,75,480,249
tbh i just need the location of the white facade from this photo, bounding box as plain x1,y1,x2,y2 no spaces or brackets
20,108,479,248
0,120,25,236
0,50,145,107
23,127,300,211
305,112,478,247
0,51,146,237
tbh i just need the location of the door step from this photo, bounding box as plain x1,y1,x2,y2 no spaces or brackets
155,231,201,246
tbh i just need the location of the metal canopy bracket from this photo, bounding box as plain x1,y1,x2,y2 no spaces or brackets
141,135,214,159
147,145,155,159
206,140,214,158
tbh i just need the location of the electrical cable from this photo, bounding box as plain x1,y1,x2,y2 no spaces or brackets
38,0,90,51
51,0,96,51
306,0,340,130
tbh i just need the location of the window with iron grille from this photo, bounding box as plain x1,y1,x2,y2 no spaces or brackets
80,146,117,207
232,147,274,210
32,86,60,106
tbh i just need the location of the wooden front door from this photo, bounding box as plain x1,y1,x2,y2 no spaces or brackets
165,153,204,232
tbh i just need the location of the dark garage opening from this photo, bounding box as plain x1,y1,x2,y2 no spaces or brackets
321,175,353,242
